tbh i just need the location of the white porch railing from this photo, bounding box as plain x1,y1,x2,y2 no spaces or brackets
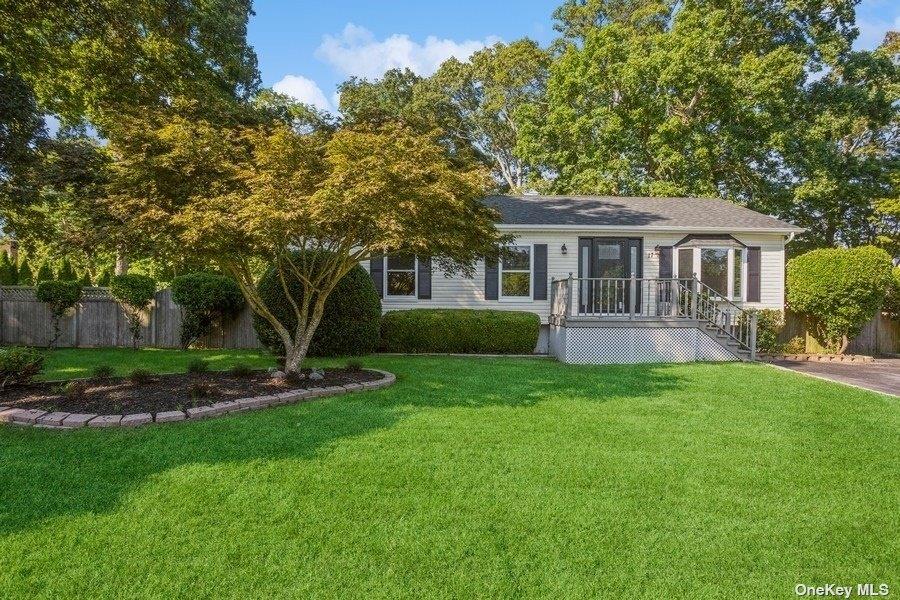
550,275,757,358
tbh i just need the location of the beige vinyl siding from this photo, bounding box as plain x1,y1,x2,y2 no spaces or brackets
364,230,787,322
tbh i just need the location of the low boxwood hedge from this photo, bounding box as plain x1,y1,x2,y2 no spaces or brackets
380,309,540,354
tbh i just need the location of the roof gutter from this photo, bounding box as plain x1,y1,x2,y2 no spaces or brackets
495,224,805,234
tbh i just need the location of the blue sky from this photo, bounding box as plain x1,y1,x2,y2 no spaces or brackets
247,0,900,114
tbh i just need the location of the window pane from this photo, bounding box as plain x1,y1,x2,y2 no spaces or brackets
502,272,530,297
678,248,694,279
502,246,530,270
733,249,743,300
596,244,620,259
387,254,415,270
387,272,415,296
701,248,728,296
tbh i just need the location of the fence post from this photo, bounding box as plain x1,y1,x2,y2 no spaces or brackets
550,277,556,317
567,272,573,317
749,312,758,361
691,276,699,320
73,298,80,348
0,286,4,345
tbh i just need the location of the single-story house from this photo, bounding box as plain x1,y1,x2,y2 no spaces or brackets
365,195,803,364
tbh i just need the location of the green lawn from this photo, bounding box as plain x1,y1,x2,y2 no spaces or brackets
39,347,277,380
1,356,897,599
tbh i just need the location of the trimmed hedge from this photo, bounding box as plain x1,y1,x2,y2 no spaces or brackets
380,309,540,354
786,245,893,353
253,251,381,357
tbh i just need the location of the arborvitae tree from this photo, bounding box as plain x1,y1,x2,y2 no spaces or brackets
35,262,53,283
79,271,92,287
57,259,77,281
17,259,33,286
0,253,16,285
95,268,112,287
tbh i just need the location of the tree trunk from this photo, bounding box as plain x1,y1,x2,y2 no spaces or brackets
837,334,849,355
115,246,129,275
8,240,18,264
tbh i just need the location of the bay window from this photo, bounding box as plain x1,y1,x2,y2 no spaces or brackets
674,246,746,301
500,245,532,299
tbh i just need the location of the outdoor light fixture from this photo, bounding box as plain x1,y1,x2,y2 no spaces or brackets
561,243,568,255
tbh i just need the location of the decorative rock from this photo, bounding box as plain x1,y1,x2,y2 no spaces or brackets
309,370,324,381
36,412,71,426
61,413,97,428
89,415,122,428
121,413,153,427
155,410,186,423
271,370,287,380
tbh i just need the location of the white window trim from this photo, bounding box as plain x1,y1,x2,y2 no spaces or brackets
384,255,418,300
499,243,534,302
673,246,746,302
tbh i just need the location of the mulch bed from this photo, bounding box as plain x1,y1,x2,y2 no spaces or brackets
2,368,384,416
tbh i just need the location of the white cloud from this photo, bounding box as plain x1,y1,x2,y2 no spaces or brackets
315,23,501,80
272,74,334,113
855,14,900,50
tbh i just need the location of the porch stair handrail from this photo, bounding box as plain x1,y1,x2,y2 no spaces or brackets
679,278,757,359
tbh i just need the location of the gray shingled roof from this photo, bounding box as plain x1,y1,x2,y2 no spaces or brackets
484,195,802,232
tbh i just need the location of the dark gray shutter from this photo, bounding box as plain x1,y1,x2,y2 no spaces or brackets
747,247,761,302
533,244,548,300
417,256,431,299
484,255,499,300
369,255,384,298
659,246,673,278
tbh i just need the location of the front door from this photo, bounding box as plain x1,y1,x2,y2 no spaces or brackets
578,237,642,314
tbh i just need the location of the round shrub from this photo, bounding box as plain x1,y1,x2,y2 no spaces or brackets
171,272,245,349
786,245,893,353
380,309,540,354
109,273,157,348
0,346,44,389
35,280,83,347
750,309,784,353
253,251,381,357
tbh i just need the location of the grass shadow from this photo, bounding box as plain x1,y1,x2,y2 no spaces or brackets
0,356,687,535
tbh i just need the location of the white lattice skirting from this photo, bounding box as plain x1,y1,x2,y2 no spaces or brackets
549,325,738,364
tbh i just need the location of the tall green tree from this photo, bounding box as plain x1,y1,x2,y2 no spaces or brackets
0,0,259,132
760,39,899,251
519,0,814,198
421,40,550,191
0,61,46,222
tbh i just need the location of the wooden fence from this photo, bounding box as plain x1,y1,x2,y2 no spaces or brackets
779,309,899,355
0,287,262,349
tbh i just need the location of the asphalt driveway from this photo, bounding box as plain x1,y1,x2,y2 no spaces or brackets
770,358,900,397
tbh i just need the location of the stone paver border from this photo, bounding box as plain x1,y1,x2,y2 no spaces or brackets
758,353,874,363
0,369,395,431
